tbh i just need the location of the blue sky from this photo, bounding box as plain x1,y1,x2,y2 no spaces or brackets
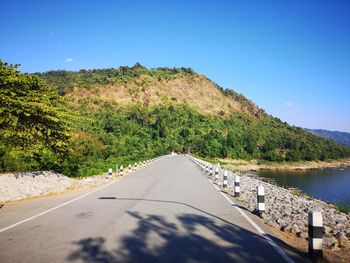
1,0,350,132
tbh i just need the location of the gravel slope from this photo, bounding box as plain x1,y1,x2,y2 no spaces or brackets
0,171,119,203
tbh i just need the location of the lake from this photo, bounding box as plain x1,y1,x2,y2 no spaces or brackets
256,167,350,208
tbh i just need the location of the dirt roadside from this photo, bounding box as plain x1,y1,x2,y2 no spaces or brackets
213,158,350,172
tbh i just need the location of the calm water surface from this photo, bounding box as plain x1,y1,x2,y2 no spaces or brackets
256,167,350,207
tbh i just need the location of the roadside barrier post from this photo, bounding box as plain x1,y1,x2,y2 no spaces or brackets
209,164,213,177
128,164,131,173
223,170,228,188
215,166,219,180
120,165,124,176
257,185,265,214
234,175,240,197
308,212,323,258
108,168,112,177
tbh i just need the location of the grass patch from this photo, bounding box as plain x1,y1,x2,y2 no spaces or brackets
335,202,350,214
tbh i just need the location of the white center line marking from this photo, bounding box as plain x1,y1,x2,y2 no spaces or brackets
209,179,294,263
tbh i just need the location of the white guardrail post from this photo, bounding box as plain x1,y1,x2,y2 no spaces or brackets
234,174,240,197
308,212,323,258
215,165,219,181
223,170,228,188
257,185,265,214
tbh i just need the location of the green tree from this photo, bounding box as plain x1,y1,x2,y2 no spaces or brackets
0,61,71,171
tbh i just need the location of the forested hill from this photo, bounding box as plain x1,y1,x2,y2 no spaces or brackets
1,61,350,177
34,64,265,119
306,129,350,147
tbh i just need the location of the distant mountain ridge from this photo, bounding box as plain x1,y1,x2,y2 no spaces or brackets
306,129,350,147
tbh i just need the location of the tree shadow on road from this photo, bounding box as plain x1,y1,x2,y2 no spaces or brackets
67,198,309,263
68,237,115,263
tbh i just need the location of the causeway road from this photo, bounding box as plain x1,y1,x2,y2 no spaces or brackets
0,155,308,263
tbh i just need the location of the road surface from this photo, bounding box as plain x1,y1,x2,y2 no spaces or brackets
0,155,307,262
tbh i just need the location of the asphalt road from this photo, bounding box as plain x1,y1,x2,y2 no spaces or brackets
0,155,307,263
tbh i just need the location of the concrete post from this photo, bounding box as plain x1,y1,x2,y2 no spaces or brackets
215,166,219,180
120,165,124,176
234,175,240,197
209,164,213,177
128,164,131,173
308,212,323,258
108,168,112,177
223,170,228,188
257,185,265,214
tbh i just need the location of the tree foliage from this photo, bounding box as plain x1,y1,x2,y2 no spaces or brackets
0,61,71,171
34,63,195,95
68,103,350,176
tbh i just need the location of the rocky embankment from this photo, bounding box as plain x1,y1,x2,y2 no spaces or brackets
215,171,350,250
0,171,117,203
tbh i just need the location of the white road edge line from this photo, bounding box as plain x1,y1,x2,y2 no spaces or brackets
0,180,118,234
209,179,294,263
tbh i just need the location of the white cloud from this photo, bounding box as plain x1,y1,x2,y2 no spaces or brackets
65,58,74,63
285,102,293,107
